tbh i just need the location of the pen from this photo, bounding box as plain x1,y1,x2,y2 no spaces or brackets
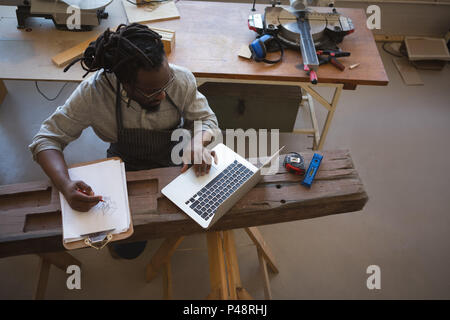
76,188,104,202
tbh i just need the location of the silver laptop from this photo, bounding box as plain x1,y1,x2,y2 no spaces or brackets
162,143,284,229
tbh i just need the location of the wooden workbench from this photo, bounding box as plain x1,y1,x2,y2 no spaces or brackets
0,150,367,258
0,150,368,299
0,1,388,150
0,1,388,88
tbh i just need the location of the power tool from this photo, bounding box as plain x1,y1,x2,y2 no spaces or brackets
248,0,354,83
0,0,111,31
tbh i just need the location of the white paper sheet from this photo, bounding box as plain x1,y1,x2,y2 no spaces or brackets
60,159,130,243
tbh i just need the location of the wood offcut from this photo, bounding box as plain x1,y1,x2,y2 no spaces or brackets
51,27,175,67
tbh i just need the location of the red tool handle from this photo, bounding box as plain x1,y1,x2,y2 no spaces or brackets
330,58,345,71
309,70,318,84
304,65,318,84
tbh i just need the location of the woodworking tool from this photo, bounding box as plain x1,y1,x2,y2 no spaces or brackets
317,50,351,71
248,0,354,82
0,0,112,30
301,153,323,187
283,152,306,175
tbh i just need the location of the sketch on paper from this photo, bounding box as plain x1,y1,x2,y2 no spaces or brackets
94,196,117,216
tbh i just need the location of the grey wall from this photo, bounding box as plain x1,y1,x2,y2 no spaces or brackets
336,0,450,36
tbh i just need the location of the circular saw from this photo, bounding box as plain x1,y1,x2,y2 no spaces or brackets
248,0,354,83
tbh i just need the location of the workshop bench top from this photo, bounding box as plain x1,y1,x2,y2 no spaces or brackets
0,1,388,89
0,150,368,258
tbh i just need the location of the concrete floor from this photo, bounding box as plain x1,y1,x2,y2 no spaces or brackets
0,45,449,299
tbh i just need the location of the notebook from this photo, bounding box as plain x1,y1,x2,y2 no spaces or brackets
59,158,133,247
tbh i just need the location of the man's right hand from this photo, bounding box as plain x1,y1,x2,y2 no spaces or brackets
62,180,103,212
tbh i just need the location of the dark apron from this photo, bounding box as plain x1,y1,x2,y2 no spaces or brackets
107,79,184,171
106,79,184,259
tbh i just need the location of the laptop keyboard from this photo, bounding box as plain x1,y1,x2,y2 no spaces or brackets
185,160,253,221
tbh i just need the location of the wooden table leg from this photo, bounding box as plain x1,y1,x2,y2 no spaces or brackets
245,227,278,300
162,262,172,300
257,248,272,300
33,256,51,300
145,236,184,283
223,230,254,300
206,232,228,300
297,83,343,150
146,229,277,300
0,80,7,106
245,227,279,274
316,84,342,150
294,83,343,150
33,252,82,300
206,230,254,300
223,230,238,300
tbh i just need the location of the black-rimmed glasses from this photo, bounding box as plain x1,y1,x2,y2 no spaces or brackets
124,72,176,101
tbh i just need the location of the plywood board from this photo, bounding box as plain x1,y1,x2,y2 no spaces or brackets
52,26,174,67
405,37,450,61
52,35,99,67
238,45,252,59
393,57,423,86
122,0,180,24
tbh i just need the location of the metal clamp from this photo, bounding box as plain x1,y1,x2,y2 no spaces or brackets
81,229,115,250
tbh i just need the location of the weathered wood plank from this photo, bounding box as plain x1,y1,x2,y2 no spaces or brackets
0,150,368,258
0,180,51,196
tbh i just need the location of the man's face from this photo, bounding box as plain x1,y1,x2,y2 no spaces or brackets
123,59,173,111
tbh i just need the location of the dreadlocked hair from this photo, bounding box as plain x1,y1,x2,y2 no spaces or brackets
64,23,165,84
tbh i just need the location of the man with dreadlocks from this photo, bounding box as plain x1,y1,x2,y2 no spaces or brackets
29,24,219,259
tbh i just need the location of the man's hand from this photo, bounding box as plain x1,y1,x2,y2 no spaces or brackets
62,180,103,212
181,131,218,176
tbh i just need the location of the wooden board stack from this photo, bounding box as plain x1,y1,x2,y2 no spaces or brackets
150,27,175,55
122,0,180,24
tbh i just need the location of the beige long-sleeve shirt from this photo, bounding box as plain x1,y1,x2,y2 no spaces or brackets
29,64,218,160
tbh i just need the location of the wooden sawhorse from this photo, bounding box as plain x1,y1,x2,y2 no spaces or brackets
33,251,81,300
145,227,277,300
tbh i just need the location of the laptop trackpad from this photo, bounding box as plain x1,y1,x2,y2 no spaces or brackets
178,165,219,191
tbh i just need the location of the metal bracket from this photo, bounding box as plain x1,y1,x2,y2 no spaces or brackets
81,228,115,250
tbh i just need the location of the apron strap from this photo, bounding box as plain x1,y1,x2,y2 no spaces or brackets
115,78,124,132
165,92,185,129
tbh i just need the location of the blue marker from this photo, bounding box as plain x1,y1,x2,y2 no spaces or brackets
301,153,323,188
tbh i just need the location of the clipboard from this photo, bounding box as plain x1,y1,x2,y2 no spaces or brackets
61,157,134,250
